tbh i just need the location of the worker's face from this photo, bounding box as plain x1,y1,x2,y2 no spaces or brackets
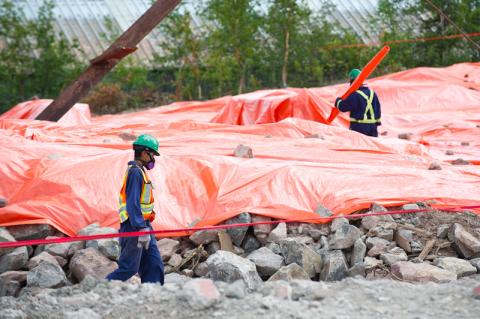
141,150,155,165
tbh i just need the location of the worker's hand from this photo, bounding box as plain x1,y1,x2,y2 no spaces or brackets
148,211,156,222
137,227,151,250
335,97,342,108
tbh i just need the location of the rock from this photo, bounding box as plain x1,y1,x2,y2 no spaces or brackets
55,256,68,267
194,262,209,277
434,257,477,278
320,250,348,281
329,224,361,250
233,246,245,255
225,213,251,246
331,218,349,232
205,251,262,290
168,253,183,268
65,308,101,319
69,248,117,282
268,263,310,282
0,227,16,257
252,215,273,240
0,271,27,297
461,141,470,146
182,269,194,277
380,247,408,266
156,238,180,261
225,280,247,299
165,273,191,285
189,229,219,245
206,242,221,255
437,225,449,239
265,242,282,255
315,204,333,217
428,161,442,170
347,263,366,277
320,236,329,250
410,240,423,254
391,261,457,283
364,257,383,270
452,158,470,165
445,150,454,155
263,281,292,300
402,203,420,211
44,237,84,259
279,238,322,278
0,198,7,208
81,227,120,261
290,280,330,301
267,222,287,243
395,229,413,252
351,238,366,266
247,247,284,278
361,212,394,230
27,262,68,288
368,222,396,241
182,279,220,310
1,309,27,319
398,133,413,140
242,235,261,253
474,286,480,300
0,247,28,273
371,203,388,213
6,224,56,241
470,258,480,272
366,237,390,257
27,251,59,270
234,144,253,158
448,223,480,259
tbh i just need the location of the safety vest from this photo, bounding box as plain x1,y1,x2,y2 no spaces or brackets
350,89,381,124
118,165,155,223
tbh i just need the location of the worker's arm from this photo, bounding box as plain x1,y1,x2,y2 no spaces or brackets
374,93,382,125
125,167,147,229
335,95,354,112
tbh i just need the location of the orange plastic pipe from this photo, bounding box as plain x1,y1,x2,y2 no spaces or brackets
327,45,390,123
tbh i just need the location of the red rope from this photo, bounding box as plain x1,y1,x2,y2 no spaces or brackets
1,205,478,249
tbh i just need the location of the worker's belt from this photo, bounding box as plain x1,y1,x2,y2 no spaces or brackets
350,117,381,124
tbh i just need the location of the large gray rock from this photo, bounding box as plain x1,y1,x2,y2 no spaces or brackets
329,224,361,250
347,263,366,277
242,234,261,253
331,218,349,232
7,224,56,241
247,247,284,277
80,226,120,261
225,212,251,246
44,237,84,259
189,229,220,245
402,203,420,211
351,238,366,266
0,271,27,297
320,250,348,281
27,262,68,288
364,256,383,270
448,223,480,259
194,262,209,277
69,248,117,282
205,251,262,290
27,251,59,270
268,263,310,282
367,222,397,241
380,247,408,266
267,222,287,243
0,227,16,257
252,215,273,243
433,257,477,278
470,258,480,272
156,238,180,261
279,238,322,278
395,229,413,252
391,261,457,283
0,247,28,273
366,237,390,257
181,278,220,310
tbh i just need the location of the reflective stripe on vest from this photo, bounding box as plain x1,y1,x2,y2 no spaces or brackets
350,89,381,124
118,165,155,223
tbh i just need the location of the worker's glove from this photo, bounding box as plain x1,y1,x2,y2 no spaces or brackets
137,228,151,250
335,97,342,108
148,211,156,222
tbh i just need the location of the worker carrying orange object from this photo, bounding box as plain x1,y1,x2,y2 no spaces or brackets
106,134,165,284
334,69,382,137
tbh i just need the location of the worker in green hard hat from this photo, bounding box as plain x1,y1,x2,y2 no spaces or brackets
106,134,165,284
334,69,382,137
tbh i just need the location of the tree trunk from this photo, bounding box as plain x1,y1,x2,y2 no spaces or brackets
282,29,290,88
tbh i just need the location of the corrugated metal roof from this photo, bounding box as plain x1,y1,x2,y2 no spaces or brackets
13,0,380,63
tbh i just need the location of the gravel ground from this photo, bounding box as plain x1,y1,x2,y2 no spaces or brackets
1,275,479,319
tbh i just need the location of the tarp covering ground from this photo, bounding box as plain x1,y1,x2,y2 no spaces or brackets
0,63,479,236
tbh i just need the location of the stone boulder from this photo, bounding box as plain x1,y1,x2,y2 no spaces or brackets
267,222,287,243
0,271,27,297
329,224,362,250
234,144,253,158
366,237,391,257
27,251,59,270
320,250,348,281
205,251,262,290
189,229,220,246
391,261,456,283
69,248,117,282
247,247,284,278
7,224,56,241
380,247,408,266
79,226,120,261
330,218,349,232
395,229,413,252
0,227,16,257
226,213,251,246
279,238,322,278
268,263,310,282
0,247,29,273
433,257,477,278
351,238,366,266
27,262,68,288
44,237,84,259
470,258,480,272
448,223,480,259
315,204,333,217
252,215,273,243
242,235,261,253
156,238,180,261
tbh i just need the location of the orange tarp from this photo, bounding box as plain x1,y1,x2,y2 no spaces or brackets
0,63,479,236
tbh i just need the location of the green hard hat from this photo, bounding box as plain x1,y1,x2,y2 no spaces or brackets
133,134,159,155
349,69,361,81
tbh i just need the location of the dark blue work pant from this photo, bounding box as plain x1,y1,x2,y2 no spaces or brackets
350,122,379,137
106,221,164,284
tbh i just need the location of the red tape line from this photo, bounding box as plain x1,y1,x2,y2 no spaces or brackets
0,206,478,249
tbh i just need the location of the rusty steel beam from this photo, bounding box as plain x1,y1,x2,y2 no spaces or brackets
36,0,181,121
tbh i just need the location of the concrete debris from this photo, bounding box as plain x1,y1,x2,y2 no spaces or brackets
395,229,413,252
0,227,16,257
0,271,27,297
247,247,284,278
279,238,322,278
189,229,220,246
205,251,262,290
433,257,477,278
391,261,457,283
27,262,68,289
69,248,117,282
233,144,253,158
448,223,480,259
380,247,408,266
7,224,56,241
27,251,59,270
181,278,220,310
0,247,29,273
329,224,362,250
268,263,310,282
320,250,348,281
156,238,180,261
226,212,251,246
267,222,287,243
350,238,366,266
